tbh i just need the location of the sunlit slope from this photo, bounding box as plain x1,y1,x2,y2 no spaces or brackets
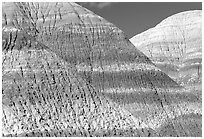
130,10,202,86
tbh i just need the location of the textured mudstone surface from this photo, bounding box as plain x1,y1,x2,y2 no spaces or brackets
130,10,202,86
2,2,180,89
2,36,146,137
2,2,202,137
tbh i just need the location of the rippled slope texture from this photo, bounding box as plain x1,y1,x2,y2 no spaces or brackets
130,10,202,87
2,2,202,137
2,2,181,91
2,30,154,137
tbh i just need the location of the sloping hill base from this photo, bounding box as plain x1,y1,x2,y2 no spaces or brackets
2,47,143,137
158,113,202,137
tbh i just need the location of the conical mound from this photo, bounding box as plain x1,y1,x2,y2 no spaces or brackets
2,2,181,90
130,10,202,87
2,2,202,137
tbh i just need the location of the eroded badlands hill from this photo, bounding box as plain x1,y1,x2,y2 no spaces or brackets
2,30,152,137
2,2,202,137
130,10,202,86
2,2,181,90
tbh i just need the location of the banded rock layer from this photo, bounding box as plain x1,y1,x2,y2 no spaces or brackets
130,10,202,86
2,2,202,137
2,32,151,137
2,2,181,91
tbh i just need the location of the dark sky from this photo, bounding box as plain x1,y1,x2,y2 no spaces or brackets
78,2,202,39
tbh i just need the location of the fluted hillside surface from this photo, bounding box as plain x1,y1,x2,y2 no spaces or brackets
2,31,153,137
130,10,202,86
2,2,202,137
2,2,181,91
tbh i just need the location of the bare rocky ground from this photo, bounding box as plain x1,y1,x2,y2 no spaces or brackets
2,46,143,137
2,2,202,137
